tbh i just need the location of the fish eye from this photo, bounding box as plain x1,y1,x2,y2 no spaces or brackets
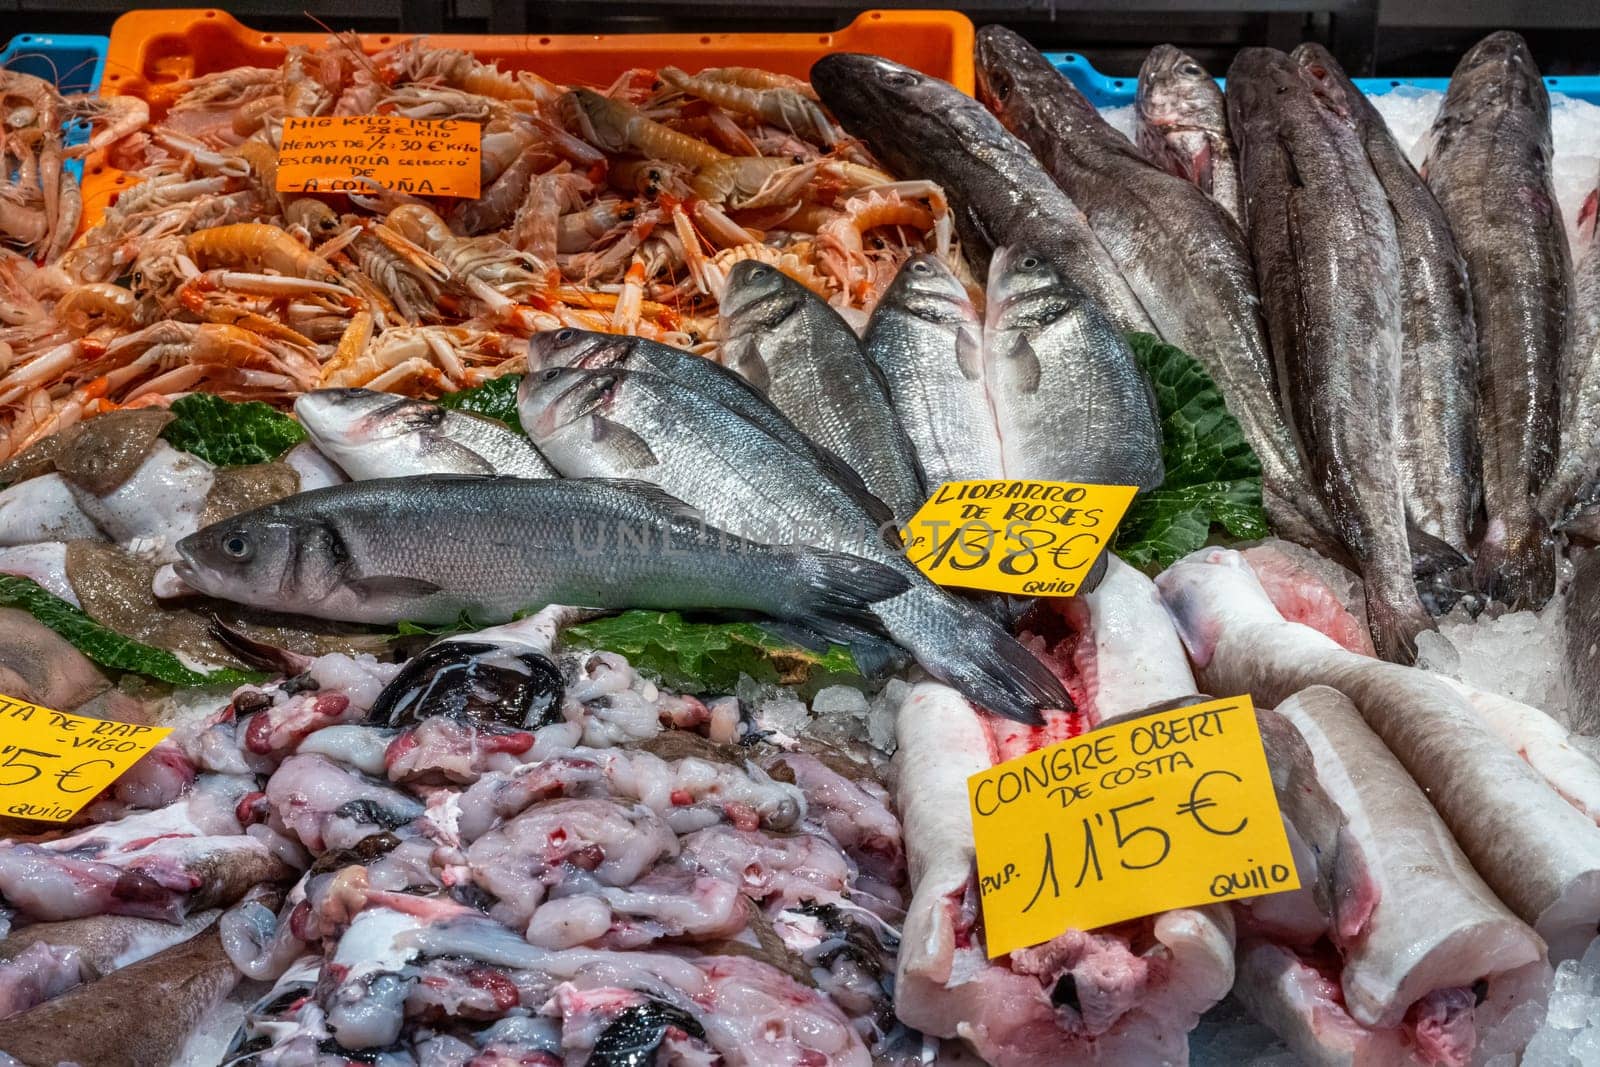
910,260,932,275
1180,63,1203,77
995,80,1011,101
539,367,564,382
131,270,143,286
1019,254,1041,270
882,70,917,88
554,328,576,343
748,264,771,279
222,533,252,560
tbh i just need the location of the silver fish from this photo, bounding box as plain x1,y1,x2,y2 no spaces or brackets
173,476,906,643
861,254,1000,487
1566,547,1600,737
294,387,557,480
1136,44,1241,225
1294,44,1481,562
1423,31,1568,609
719,260,926,522
519,366,1070,724
1228,47,1432,661
985,246,1163,488
1545,165,1600,526
809,52,1156,335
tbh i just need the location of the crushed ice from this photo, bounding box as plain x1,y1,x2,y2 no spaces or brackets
1518,934,1600,1067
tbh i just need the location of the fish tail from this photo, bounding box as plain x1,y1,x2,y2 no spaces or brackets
788,550,909,645
888,587,1070,725
1473,512,1558,611
1362,577,1435,665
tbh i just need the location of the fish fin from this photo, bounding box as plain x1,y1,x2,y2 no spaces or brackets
346,575,444,598
756,618,908,678
808,444,897,530
791,551,908,643
955,324,985,381
1473,517,1557,611
590,416,659,469
596,479,705,523
1362,584,1432,664
721,336,770,392
1005,335,1043,394
419,436,497,476
1581,188,1599,245
206,615,313,675
1406,521,1469,577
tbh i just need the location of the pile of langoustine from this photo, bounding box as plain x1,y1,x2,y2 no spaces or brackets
0,36,953,462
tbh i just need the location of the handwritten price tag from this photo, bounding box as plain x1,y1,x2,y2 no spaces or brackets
968,695,1298,957
277,116,482,198
902,480,1137,596
0,694,171,823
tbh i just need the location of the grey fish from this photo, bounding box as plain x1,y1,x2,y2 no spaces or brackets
173,476,905,643
0,909,220,980
0,926,238,1067
526,327,887,518
1545,169,1600,526
519,366,1071,724
1423,30,1567,609
1227,48,1432,662
977,27,1318,537
861,254,1000,488
718,260,926,522
1566,548,1600,736
1295,43,1481,562
985,246,1163,489
294,387,557,480
808,52,1156,335
1136,45,1241,225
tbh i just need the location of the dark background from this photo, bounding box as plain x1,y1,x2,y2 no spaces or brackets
6,1,1600,78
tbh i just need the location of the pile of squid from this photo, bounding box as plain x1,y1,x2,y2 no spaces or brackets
0,35,953,462
0,609,913,1065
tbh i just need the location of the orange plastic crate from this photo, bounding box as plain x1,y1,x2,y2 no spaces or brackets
83,7,974,223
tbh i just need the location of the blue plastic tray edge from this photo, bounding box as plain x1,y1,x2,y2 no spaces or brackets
1,34,111,174
1044,51,1600,108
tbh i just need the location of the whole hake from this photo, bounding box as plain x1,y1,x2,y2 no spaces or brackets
1423,30,1568,608
1227,48,1432,662
809,52,1156,335
1544,162,1600,526
1136,45,1242,225
977,27,1319,536
172,476,907,639
1294,44,1481,562
718,260,926,522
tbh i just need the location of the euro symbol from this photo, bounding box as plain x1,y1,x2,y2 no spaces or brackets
55,758,113,794
1176,769,1247,836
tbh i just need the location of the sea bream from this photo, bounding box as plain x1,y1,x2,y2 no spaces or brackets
1238,685,1547,1067
1136,45,1242,225
1227,47,1434,661
1422,31,1569,608
718,260,926,522
519,365,1071,724
170,475,906,642
294,387,557,480
861,254,1001,488
1157,548,1600,961
809,52,1156,335
1294,43,1481,562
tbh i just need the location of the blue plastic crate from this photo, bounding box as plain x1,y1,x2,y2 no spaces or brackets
1045,51,1600,109
0,34,110,177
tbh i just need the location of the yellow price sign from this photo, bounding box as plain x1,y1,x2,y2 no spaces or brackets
968,695,1298,957
0,694,171,823
902,480,1138,595
278,115,483,198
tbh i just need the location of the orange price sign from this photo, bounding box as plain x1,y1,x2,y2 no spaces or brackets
277,115,482,198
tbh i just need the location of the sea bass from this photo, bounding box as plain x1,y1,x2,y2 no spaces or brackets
1227,47,1432,661
861,254,1000,488
1423,31,1568,608
519,367,1070,724
986,246,1163,487
718,260,925,522
294,388,557,480
809,53,1155,334
1136,45,1241,225
172,476,905,641
978,28,1313,530
1295,43,1481,561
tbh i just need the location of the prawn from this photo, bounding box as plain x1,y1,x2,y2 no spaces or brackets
659,67,835,146
186,223,341,283
561,89,728,172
